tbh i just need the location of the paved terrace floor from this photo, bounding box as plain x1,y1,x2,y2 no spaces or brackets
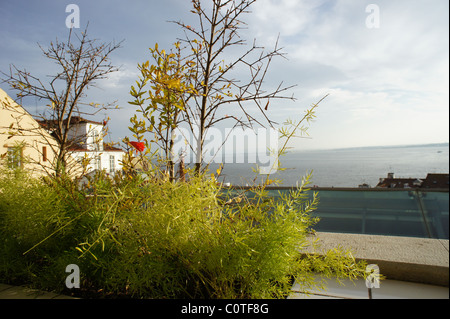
0,283,77,299
289,276,449,299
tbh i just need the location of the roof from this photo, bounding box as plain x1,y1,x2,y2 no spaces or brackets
37,116,105,129
64,116,104,126
421,174,450,189
375,172,449,189
376,178,422,189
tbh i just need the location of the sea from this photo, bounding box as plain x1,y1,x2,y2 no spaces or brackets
208,143,449,188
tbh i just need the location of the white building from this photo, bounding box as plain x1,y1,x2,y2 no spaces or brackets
65,117,124,176
38,116,125,176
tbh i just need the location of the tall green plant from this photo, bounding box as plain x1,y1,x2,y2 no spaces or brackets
0,158,368,299
0,91,369,298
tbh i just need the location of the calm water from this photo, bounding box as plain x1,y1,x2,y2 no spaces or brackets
208,144,449,187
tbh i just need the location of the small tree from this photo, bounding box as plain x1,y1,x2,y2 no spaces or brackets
173,0,296,174
129,42,197,181
1,26,122,176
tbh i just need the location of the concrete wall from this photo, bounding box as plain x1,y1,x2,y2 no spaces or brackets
307,232,449,287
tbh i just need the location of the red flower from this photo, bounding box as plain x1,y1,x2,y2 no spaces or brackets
129,141,145,152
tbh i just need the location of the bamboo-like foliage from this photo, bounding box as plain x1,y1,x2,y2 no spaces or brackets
0,1,370,300
0,165,368,299
0,92,369,299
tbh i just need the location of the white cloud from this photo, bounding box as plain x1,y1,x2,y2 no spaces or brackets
250,0,327,38
244,0,449,149
100,63,139,90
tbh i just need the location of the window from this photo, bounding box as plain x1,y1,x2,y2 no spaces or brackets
7,146,23,169
95,155,101,170
91,129,103,151
92,130,100,151
42,146,47,162
109,155,115,174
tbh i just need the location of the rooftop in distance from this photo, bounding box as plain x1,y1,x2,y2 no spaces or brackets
376,173,449,189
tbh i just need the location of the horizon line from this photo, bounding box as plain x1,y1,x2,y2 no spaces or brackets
289,142,449,153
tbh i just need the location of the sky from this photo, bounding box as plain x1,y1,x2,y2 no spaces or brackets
0,0,448,151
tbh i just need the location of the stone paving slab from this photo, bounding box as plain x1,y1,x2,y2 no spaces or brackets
0,283,77,299
288,292,342,299
290,276,449,299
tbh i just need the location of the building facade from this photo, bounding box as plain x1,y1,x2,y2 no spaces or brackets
58,116,124,176
0,88,60,177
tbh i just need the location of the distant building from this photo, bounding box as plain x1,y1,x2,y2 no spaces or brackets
376,172,449,189
38,116,125,176
421,173,450,189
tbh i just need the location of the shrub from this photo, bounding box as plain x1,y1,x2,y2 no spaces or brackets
0,166,367,299
0,170,72,287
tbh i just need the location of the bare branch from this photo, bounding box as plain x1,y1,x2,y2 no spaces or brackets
0,25,122,176
169,1,297,174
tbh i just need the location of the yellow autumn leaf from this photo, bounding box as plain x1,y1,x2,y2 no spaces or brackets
216,163,223,176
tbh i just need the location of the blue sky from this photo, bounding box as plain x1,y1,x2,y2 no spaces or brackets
0,0,448,150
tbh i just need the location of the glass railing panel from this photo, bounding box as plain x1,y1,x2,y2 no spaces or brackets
362,191,429,238
419,191,449,239
307,190,428,237
222,187,448,239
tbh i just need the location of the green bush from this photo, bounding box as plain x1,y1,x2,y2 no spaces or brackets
0,167,367,299
0,170,73,288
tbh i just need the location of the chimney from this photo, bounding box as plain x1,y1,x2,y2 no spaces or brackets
387,173,394,179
